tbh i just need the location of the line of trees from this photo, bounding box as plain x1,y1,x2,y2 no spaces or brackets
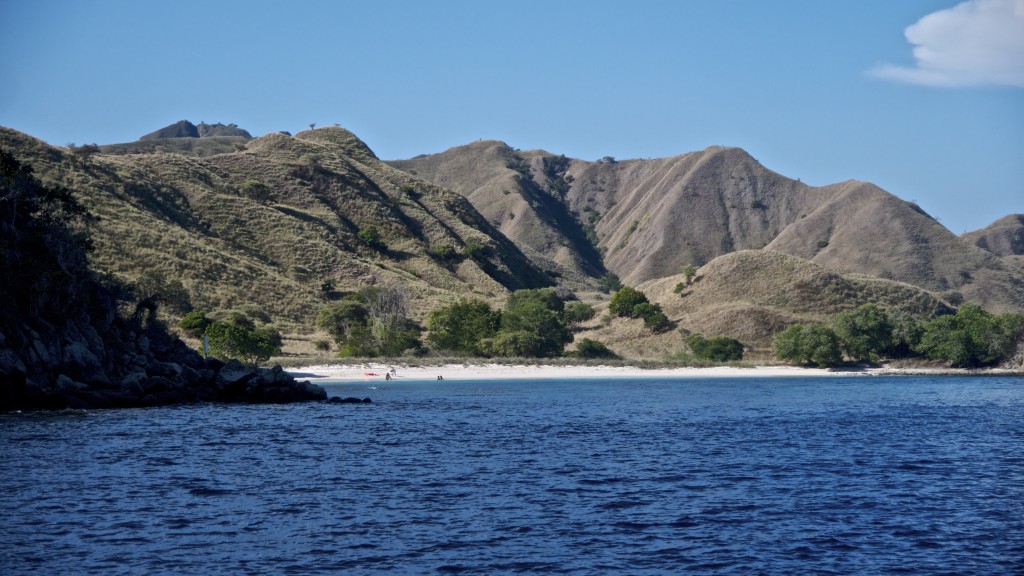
774,303,1023,368
427,288,581,358
315,285,605,359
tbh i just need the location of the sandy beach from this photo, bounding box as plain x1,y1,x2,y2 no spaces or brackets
284,363,910,382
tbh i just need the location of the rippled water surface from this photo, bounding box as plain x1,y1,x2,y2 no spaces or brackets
2,376,1023,575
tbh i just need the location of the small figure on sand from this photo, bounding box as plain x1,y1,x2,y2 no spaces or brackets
385,373,392,381
436,375,444,381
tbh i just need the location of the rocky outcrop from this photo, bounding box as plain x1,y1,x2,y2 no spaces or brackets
0,146,325,412
0,314,327,411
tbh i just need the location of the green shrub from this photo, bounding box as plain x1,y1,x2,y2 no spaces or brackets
643,310,673,333
429,245,459,265
240,180,272,204
463,241,487,262
563,302,596,325
682,265,698,286
571,338,617,359
357,225,387,251
687,335,744,362
490,330,546,357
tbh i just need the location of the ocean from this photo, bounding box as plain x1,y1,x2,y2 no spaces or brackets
2,376,1022,574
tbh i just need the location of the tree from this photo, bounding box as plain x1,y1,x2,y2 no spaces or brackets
309,123,316,131
687,335,744,362
361,285,420,356
318,286,421,357
318,300,371,353
179,311,212,338
181,308,282,366
915,304,1024,367
506,288,564,316
833,303,893,362
609,286,649,318
426,298,500,356
205,321,281,367
499,289,573,357
774,323,842,368
888,310,924,357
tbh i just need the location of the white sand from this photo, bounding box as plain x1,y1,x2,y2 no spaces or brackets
286,363,892,382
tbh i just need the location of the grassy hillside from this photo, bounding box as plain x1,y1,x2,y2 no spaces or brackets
765,182,1024,312
4,121,1017,362
0,126,552,334
568,250,953,360
390,141,605,288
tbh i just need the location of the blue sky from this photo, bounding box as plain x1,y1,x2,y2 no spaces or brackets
2,0,1021,234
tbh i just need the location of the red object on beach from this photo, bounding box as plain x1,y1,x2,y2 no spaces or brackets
364,372,379,376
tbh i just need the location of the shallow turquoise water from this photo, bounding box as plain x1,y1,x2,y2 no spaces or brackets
2,376,1022,574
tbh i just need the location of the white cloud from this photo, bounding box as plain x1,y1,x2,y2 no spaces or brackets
870,0,1024,87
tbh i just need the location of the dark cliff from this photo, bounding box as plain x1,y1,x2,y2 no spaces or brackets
0,149,325,410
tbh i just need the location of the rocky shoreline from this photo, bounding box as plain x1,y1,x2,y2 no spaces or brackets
0,311,327,412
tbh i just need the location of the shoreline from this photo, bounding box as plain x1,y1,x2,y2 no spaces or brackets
285,363,1024,382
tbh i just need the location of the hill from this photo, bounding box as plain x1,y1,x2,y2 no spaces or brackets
390,141,605,288
962,214,1024,257
394,144,1024,313
0,126,552,335
568,250,952,359
3,122,1018,363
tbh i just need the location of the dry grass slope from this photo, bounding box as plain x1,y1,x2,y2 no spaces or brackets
394,143,1023,314
0,126,551,335
962,214,1024,257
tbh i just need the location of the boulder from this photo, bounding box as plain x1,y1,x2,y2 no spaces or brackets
61,341,108,386
327,396,372,404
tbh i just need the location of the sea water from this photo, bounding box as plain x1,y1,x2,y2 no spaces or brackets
1,376,1022,575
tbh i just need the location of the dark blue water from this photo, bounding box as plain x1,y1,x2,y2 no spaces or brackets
2,376,1022,575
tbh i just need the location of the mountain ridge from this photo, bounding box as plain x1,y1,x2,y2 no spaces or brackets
394,140,1023,313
